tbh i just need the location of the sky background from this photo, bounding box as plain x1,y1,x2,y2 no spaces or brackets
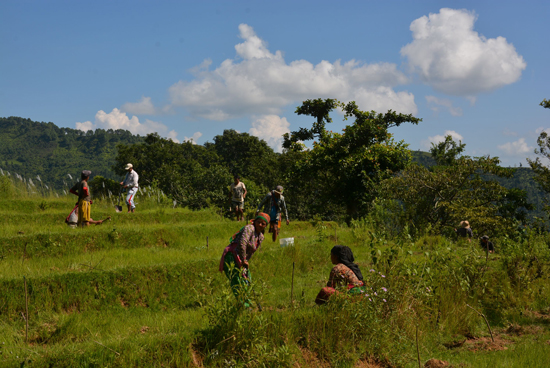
1,0,548,166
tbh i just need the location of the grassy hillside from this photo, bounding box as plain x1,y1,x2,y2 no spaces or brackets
1,184,550,367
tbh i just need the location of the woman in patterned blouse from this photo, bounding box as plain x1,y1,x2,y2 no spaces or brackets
315,245,364,305
219,212,270,308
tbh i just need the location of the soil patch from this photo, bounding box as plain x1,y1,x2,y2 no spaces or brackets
424,359,450,368
463,335,510,352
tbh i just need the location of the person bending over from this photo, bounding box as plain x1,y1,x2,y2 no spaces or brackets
219,213,270,308
69,170,107,227
315,245,364,305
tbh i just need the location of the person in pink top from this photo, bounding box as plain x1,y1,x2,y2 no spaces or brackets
219,212,270,308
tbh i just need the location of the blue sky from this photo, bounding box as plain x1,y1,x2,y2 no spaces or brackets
1,0,548,166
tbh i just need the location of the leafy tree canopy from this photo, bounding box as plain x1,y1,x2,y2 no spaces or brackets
206,129,281,190
384,136,532,237
114,133,232,210
282,99,421,219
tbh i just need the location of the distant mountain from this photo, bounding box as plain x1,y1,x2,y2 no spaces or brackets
0,117,144,189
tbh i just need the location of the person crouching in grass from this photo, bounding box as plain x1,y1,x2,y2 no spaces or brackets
219,213,270,308
69,170,108,227
315,245,365,305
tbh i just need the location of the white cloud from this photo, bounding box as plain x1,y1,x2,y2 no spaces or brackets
425,95,463,116
421,130,464,150
168,24,417,121
498,138,532,156
502,128,518,137
120,96,156,115
249,115,291,152
184,131,202,144
401,8,526,96
75,108,179,141
167,130,180,143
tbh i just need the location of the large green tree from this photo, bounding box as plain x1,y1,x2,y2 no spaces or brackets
115,133,231,210
282,99,421,219
527,99,550,214
384,136,532,237
206,129,280,190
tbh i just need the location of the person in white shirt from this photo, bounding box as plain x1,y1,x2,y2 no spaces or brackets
229,175,247,221
120,163,139,213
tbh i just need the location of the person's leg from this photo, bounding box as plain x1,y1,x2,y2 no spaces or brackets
231,202,238,221
126,188,137,213
271,221,278,242
237,202,244,221
223,253,251,307
79,201,91,228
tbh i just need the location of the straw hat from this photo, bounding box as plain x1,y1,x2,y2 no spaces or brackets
460,220,470,229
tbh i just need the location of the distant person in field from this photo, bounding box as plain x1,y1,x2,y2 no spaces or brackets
219,212,270,308
120,163,139,213
69,170,108,227
256,185,289,242
229,175,247,221
455,220,473,242
480,235,495,253
315,245,365,305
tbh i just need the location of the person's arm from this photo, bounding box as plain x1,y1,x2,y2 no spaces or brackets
69,183,78,196
121,173,128,187
327,266,338,288
243,183,247,199
282,197,289,224
238,225,253,267
256,194,269,213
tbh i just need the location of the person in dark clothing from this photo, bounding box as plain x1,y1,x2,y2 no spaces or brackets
455,220,473,242
480,235,494,253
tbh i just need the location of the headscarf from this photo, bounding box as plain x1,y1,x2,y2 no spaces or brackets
254,212,271,224
229,213,271,243
331,245,363,281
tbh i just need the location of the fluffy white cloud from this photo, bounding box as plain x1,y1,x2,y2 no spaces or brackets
120,96,156,115
249,115,290,152
75,108,179,141
169,24,417,121
421,130,463,150
401,8,526,96
498,138,532,156
183,131,202,144
425,95,463,116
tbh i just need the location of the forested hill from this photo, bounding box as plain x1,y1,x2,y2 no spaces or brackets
0,116,144,189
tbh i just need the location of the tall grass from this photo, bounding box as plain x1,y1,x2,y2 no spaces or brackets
1,174,550,367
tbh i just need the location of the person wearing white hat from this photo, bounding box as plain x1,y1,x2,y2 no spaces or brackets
120,163,139,213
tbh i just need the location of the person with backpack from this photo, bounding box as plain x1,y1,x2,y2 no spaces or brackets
256,185,289,242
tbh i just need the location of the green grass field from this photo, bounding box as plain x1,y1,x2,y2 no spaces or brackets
1,191,550,367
